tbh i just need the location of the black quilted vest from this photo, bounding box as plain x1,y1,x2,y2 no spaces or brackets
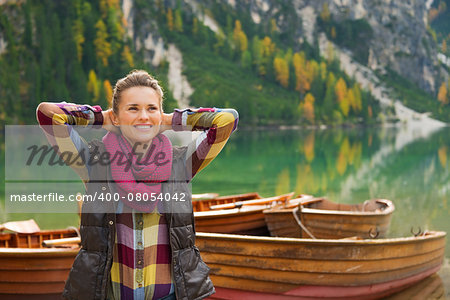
62,140,215,300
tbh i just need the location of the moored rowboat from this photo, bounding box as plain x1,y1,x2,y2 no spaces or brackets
192,192,261,212
194,192,304,234
264,198,394,239
0,229,79,299
196,231,446,300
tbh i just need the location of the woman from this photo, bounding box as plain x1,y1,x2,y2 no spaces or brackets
36,70,239,300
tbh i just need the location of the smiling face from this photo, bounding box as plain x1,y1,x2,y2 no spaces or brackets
111,86,162,146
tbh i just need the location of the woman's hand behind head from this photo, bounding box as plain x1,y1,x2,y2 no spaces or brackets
102,109,120,134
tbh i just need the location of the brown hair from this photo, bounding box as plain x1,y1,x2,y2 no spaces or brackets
112,69,164,113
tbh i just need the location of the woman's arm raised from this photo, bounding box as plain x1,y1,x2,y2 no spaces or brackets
36,102,104,181
171,108,239,178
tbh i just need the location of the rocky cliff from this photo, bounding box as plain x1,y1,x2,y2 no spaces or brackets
118,0,447,124
218,0,445,93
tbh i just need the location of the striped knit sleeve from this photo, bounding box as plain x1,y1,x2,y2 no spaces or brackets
172,107,239,178
36,102,103,181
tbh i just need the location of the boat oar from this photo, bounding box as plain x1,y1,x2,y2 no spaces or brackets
284,196,325,208
192,193,219,200
0,219,41,234
43,237,81,247
209,192,295,210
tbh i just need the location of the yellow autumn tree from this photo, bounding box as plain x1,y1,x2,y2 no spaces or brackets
174,9,183,32
274,57,289,88
293,52,310,93
192,17,199,35
233,20,248,52
352,84,363,112
305,60,319,86
121,45,134,67
438,146,447,167
99,0,108,18
300,93,315,123
320,3,330,22
261,36,275,57
335,78,350,117
437,82,448,105
156,0,164,13
94,20,112,66
331,27,336,39
73,19,84,62
259,36,275,76
326,42,334,63
270,18,277,34
167,8,174,31
320,61,327,80
99,0,120,18
103,80,113,107
347,88,355,113
238,31,248,52
87,70,99,103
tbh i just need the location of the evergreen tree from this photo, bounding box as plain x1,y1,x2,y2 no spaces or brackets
323,72,336,119
22,1,33,48
192,17,199,36
320,61,327,80
270,18,277,35
241,50,252,69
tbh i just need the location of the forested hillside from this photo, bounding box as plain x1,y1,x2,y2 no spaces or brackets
0,0,177,125
0,0,448,127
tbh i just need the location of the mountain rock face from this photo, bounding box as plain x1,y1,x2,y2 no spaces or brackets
222,0,443,93
123,0,444,94
0,34,6,56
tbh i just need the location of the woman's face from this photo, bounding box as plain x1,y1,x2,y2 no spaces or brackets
112,86,162,146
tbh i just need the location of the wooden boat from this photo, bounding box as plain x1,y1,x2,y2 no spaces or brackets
384,273,444,300
192,192,262,212
194,192,306,235
196,231,446,300
0,228,79,299
264,197,394,239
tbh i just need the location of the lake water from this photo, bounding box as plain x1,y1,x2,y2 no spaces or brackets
1,125,449,298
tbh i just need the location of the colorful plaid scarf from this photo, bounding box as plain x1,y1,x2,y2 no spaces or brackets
102,131,173,213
